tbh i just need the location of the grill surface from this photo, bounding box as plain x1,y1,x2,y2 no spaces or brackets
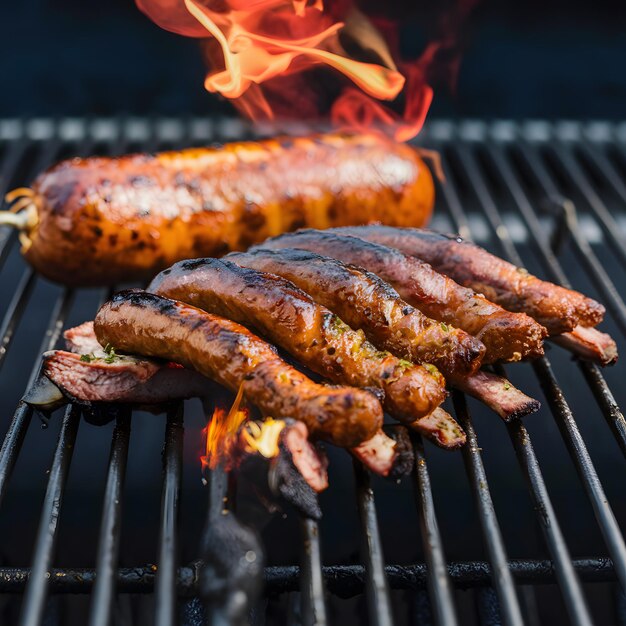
0,118,625,625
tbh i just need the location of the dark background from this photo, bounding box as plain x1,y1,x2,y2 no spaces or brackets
2,0,626,120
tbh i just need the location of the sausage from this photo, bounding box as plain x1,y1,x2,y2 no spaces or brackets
148,258,447,423
228,248,540,421
3,133,434,286
335,226,605,334
227,248,485,378
256,230,548,364
94,291,383,447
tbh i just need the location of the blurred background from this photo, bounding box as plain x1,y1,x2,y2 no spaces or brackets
2,0,625,121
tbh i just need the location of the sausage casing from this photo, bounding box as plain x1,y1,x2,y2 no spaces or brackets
227,248,485,378
257,229,548,363
336,226,605,334
148,259,447,422
94,291,383,447
13,133,433,286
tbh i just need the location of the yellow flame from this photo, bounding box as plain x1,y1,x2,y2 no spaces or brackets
242,418,286,458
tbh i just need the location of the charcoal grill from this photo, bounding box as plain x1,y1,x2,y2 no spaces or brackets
0,118,625,626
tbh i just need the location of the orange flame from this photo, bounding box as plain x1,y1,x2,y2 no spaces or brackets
201,386,286,471
201,385,248,471
137,1,477,141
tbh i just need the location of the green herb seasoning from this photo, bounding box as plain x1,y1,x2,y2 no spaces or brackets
103,344,117,364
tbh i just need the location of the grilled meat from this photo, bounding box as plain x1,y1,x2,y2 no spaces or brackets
229,248,539,420
49,323,436,473
335,226,605,334
148,259,448,423
351,426,415,478
228,248,485,378
3,133,433,286
256,230,547,363
457,371,540,421
43,350,210,405
552,325,618,366
406,407,467,448
94,291,383,447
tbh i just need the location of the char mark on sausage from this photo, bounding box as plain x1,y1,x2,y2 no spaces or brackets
94,291,383,448
148,259,447,423
254,229,547,364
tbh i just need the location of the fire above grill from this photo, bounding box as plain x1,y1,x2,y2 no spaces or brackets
0,118,625,626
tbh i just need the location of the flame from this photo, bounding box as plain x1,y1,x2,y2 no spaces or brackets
137,1,477,141
201,385,248,471
242,417,286,458
201,385,286,471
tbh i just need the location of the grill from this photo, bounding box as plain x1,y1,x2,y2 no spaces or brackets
0,117,625,626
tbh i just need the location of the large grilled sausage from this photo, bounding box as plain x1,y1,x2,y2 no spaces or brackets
256,230,548,363
148,259,447,423
3,133,434,286
94,291,383,447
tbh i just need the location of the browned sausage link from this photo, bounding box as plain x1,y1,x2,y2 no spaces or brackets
227,248,485,378
335,226,605,335
148,260,447,422
3,133,434,287
228,248,541,421
256,230,547,364
94,291,382,447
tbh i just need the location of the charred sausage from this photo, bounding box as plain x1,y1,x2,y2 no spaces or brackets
94,291,383,447
227,248,485,378
3,133,434,286
335,226,605,334
229,248,540,421
256,230,548,363
148,258,448,423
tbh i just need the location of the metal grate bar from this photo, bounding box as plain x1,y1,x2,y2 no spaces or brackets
484,141,626,457
550,143,626,268
0,134,63,269
0,289,74,509
18,404,81,626
0,270,37,373
438,146,594,625
506,417,593,626
353,460,394,626
579,139,626,209
0,139,29,266
300,518,327,626
516,142,626,340
456,140,626,593
454,144,626,585
531,357,626,591
155,404,184,626
88,410,132,626
411,435,458,626
0,556,616,594
201,463,229,624
452,392,523,626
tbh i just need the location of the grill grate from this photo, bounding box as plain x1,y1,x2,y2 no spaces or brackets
0,118,624,625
